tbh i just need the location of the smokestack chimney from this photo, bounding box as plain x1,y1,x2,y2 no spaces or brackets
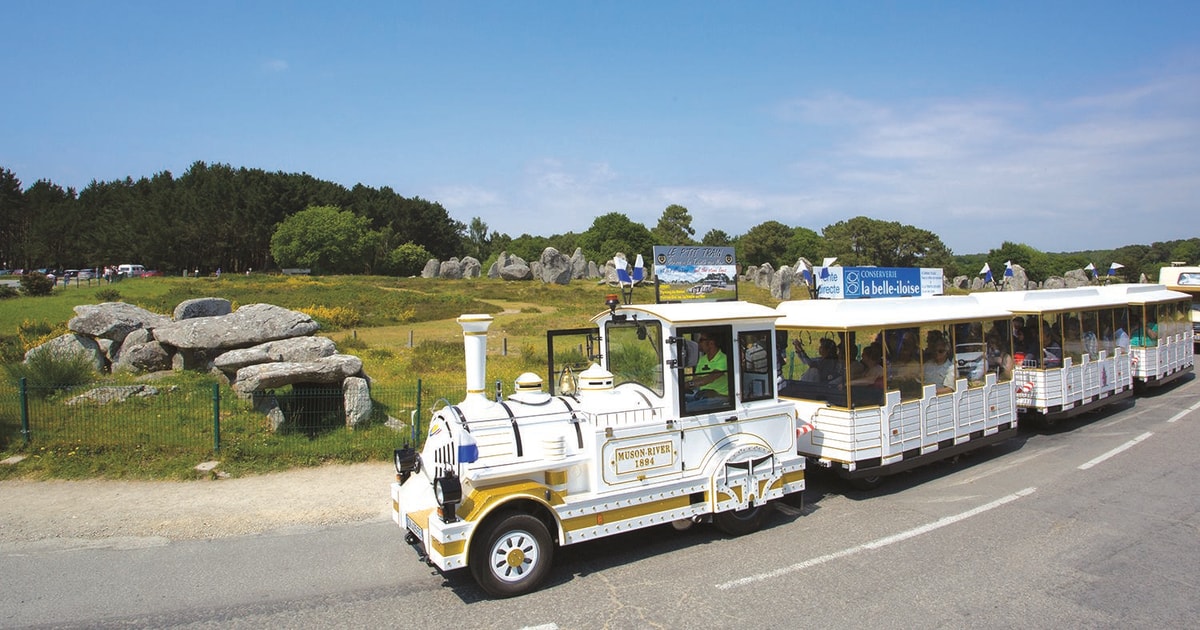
457,314,494,409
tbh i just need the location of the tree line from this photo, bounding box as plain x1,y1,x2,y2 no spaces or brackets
0,162,462,276
2,164,1195,282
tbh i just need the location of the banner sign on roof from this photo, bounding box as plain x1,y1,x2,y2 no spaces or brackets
652,246,738,303
816,266,944,299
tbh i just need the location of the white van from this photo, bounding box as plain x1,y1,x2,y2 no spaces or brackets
117,264,146,278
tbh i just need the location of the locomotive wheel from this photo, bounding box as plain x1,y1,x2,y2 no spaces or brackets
469,512,554,598
713,503,770,536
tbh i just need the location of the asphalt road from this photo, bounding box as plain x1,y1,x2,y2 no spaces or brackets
4,374,1198,629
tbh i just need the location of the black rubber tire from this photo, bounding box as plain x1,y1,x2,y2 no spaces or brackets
846,474,884,491
713,503,770,536
469,512,554,598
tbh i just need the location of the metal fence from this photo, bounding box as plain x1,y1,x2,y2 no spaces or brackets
0,378,466,474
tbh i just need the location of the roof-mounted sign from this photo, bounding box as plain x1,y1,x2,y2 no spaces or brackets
815,266,944,299
652,246,738,303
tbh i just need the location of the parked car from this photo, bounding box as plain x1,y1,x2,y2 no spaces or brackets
77,269,95,280
141,269,163,277
117,264,146,277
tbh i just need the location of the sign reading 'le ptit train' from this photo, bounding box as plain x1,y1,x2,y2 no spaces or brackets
652,246,738,304
816,266,944,299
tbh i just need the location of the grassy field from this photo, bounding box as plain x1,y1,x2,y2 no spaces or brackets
0,273,779,480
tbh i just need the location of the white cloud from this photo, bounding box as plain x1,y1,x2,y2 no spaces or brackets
261,59,289,72
766,73,1200,252
438,71,1200,253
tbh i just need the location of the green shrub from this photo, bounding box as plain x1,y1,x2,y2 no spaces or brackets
95,288,122,301
19,272,54,297
6,348,97,396
0,285,18,299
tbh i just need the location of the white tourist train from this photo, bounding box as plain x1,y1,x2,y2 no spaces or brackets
392,255,1195,597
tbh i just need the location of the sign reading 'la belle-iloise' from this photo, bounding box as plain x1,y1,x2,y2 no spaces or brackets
816,266,944,299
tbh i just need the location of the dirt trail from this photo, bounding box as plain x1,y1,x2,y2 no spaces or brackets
0,462,395,546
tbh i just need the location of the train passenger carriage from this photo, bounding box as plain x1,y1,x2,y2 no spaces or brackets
775,295,1019,487
973,287,1139,426
1157,265,1200,352
1097,284,1194,388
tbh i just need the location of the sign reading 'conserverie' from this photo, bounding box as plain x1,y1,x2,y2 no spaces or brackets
816,266,944,299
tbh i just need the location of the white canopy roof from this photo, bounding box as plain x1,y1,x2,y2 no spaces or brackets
975,284,1188,313
596,300,780,326
775,294,1012,330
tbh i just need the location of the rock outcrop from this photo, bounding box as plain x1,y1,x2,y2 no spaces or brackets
153,304,319,350
29,300,375,432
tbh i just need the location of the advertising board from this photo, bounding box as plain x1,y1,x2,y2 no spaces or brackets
815,266,944,299
652,246,738,303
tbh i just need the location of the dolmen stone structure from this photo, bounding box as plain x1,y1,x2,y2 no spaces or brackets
26,298,373,431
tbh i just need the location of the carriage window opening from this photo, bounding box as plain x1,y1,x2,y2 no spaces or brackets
738,330,775,402
984,319,1014,382
777,329,882,408
1130,306,1155,348
1012,315,1037,367
953,321,985,389
922,324,956,395
887,326,922,401
1082,310,1100,358
1062,311,1085,363
1039,314,1064,369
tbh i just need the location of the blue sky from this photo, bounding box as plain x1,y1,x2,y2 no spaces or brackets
3,1,1198,255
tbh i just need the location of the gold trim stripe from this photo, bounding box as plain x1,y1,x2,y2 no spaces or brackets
432,538,466,558
562,494,696,532
460,480,565,522
781,469,806,485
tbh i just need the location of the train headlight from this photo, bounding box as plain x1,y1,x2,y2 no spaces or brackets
434,472,463,523
394,446,419,482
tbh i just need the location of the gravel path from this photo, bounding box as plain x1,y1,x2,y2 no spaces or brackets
0,462,394,546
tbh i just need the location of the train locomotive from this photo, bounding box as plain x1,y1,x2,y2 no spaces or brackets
392,302,807,597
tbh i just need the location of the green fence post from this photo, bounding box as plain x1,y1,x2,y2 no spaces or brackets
212,383,221,453
19,377,30,445
412,379,422,444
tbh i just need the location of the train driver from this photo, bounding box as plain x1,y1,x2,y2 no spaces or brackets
691,333,729,399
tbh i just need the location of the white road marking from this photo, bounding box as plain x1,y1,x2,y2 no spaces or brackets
715,487,1036,590
1077,432,1154,470
1166,399,1200,424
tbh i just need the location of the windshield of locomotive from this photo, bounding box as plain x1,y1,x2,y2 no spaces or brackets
605,320,665,396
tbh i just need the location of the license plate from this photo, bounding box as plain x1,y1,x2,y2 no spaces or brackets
406,515,424,541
